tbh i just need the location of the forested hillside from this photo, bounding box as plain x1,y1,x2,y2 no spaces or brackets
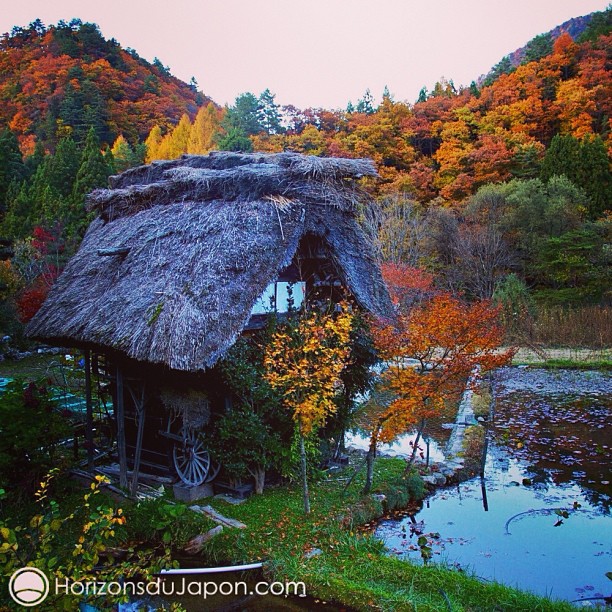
0,10,610,345
0,19,210,151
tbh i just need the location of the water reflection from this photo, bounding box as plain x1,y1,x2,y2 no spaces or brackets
376,367,612,603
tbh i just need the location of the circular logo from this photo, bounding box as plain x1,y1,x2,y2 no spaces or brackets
8,567,49,607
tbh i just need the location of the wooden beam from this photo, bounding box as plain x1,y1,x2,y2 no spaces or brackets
84,351,94,472
97,247,130,257
115,366,128,490
129,384,146,498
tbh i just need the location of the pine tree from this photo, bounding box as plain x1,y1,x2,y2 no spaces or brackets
24,141,46,178
223,93,262,136
32,137,80,200
540,133,580,185
216,127,253,152
356,89,375,114
541,134,610,218
73,127,112,199
577,135,610,218
1,182,32,240
258,89,282,135
0,130,25,214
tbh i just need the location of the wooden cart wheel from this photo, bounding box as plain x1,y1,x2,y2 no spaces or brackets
205,458,221,483
173,428,211,486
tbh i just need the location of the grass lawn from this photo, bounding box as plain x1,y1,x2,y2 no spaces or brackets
184,458,575,611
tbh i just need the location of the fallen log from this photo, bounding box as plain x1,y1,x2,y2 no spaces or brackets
183,525,224,554
189,504,246,529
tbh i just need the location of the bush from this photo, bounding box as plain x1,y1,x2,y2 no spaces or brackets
0,472,176,611
0,379,72,497
126,498,217,549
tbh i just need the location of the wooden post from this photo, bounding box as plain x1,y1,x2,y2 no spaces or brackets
116,366,128,490
130,385,146,497
84,351,94,472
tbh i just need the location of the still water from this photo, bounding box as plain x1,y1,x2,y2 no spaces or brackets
376,367,611,604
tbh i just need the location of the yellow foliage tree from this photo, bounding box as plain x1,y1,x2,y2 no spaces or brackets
156,113,192,160
263,303,353,513
187,103,222,154
144,125,163,162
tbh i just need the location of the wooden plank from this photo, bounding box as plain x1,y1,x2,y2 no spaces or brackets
129,384,146,497
189,505,246,529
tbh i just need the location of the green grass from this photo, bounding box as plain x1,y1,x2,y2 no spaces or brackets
533,359,612,370
0,351,86,392
1,442,577,610
185,458,574,611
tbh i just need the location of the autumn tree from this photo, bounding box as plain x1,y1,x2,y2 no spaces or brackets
263,303,353,513
158,114,192,160
144,125,164,162
187,103,222,154
362,264,513,493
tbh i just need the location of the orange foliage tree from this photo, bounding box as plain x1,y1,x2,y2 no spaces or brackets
263,303,353,513
361,264,514,492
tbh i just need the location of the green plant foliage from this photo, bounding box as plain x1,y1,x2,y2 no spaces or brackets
0,129,25,213
577,6,612,42
534,226,610,301
0,379,72,498
210,333,293,492
0,472,177,611
493,273,536,341
126,498,217,548
540,134,610,218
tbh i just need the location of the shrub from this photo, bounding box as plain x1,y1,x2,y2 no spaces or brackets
0,379,72,498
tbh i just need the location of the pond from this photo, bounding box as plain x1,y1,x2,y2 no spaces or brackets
375,367,611,605
346,389,458,464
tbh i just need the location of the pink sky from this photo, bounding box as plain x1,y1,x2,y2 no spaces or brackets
1,0,609,110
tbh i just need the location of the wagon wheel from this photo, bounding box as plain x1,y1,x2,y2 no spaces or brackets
205,457,221,483
172,427,211,486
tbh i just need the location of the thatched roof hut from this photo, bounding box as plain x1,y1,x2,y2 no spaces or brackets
27,151,393,372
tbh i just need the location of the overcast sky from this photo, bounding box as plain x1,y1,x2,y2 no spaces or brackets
1,0,608,110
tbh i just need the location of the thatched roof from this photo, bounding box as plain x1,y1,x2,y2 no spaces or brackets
27,151,393,372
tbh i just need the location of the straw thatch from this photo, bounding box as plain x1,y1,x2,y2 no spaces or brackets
27,151,393,372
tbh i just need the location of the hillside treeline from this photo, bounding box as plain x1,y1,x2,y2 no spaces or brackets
0,12,610,345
